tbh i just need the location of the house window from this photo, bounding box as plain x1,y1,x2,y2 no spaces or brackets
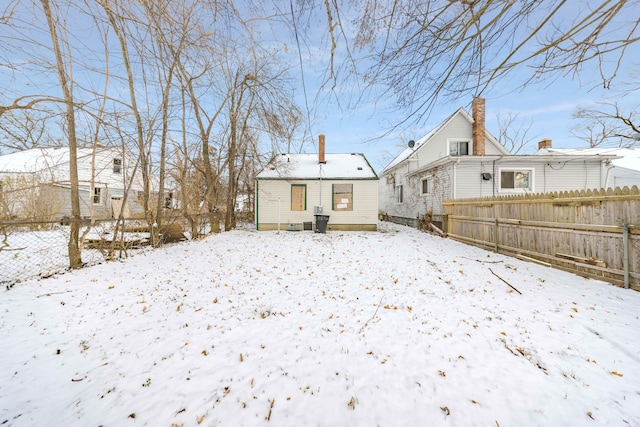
449,140,470,156
395,185,403,203
113,158,122,173
332,184,353,211
93,187,102,204
500,169,533,191
291,184,306,211
421,177,433,195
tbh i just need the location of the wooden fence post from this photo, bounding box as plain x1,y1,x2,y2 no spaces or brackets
623,223,629,289
494,218,498,253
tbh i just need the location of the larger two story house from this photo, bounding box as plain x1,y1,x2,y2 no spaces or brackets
379,98,623,227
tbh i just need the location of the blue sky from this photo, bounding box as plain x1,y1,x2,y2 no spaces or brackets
283,4,640,172
299,53,639,172
1,1,638,173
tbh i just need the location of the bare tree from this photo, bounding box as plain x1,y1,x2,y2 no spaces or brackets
0,110,57,153
572,100,640,147
309,1,640,126
496,113,540,154
40,0,83,269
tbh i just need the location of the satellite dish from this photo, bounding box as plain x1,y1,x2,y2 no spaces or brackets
408,140,415,148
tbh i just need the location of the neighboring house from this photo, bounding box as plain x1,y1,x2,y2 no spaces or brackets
255,135,379,231
0,146,150,220
379,97,621,227
536,146,640,189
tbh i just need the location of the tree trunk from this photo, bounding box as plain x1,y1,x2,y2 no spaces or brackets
41,0,82,269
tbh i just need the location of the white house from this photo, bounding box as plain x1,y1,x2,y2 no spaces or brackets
535,146,640,189
0,146,149,220
255,135,379,231
379,98,621,227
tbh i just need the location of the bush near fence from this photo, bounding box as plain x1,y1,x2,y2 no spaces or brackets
443,186,640,290
0,214,212,288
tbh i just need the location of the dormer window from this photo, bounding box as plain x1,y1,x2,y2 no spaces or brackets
449,140,470,156
113,158,122,173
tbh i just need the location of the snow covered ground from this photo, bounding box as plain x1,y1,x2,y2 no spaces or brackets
1,222,639,426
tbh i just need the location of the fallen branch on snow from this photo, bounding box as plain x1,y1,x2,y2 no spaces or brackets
360,294,385,333
488,268,522,295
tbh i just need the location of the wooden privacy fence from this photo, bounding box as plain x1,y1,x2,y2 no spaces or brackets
443,186,640,291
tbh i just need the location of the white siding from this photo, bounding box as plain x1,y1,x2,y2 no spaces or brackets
378,163,454,217
412,114,471,172
455,161,497,199
492,159,604,194
257,179,378,230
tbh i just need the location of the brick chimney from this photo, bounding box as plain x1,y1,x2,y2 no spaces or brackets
472,97,486,156
538,138,552,150
318,134,326,163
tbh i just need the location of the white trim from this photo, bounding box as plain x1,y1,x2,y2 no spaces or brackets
447,138,472,156
498,167,535,193
421,176,433,195
93,187,102,204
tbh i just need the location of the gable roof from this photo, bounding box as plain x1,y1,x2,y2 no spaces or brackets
537,147,640,172
0,147,120,173
381,107,507,174
256,153,378,180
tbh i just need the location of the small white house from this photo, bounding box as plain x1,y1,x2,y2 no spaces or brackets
379,98,621,227
0,146,149,220
255,135,379,231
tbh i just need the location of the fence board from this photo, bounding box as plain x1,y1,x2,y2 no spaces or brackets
443,186,640,290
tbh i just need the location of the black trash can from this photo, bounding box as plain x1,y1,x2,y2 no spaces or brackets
314,215,330,233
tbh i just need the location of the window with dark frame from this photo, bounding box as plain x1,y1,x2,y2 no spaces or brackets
332,184,353,211
291,184,306,211
421,177,433,194
93,187,102,204
113,158,122,173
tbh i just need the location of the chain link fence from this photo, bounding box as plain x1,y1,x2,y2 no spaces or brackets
1,214,213,288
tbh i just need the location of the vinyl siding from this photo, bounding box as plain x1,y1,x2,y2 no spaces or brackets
256,179,378,230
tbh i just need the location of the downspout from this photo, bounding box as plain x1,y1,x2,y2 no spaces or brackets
603,160,613,189
452,159,460,199
492,160,496,197
319,163,323,207
255,179,259,230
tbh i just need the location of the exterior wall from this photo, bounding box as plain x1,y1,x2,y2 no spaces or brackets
256,178,378,231
412,114,471,172
406,114,505,175
492,159,604,195
611,167,640,188
379,163,454,218
380,157,608,224
37,183,145,219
